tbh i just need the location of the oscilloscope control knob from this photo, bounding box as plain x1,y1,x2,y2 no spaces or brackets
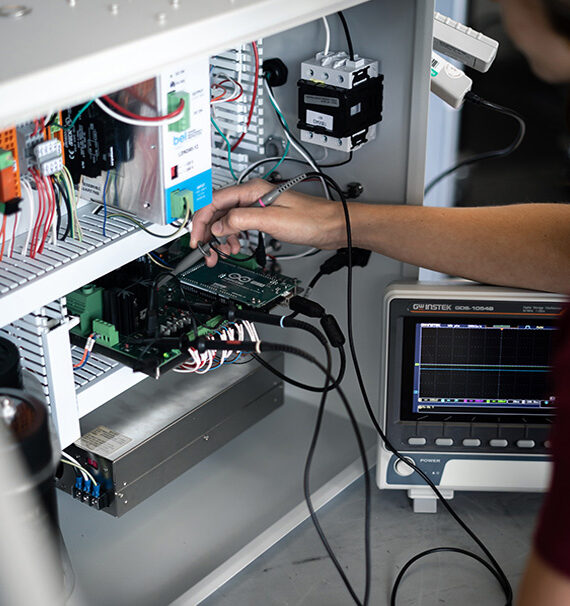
394,457,415,477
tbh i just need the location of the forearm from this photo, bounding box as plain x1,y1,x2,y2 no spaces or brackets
342,202,570,294
516,550,570,606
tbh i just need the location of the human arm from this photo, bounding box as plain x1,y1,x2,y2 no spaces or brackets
190,179,570,294
516,550,570,606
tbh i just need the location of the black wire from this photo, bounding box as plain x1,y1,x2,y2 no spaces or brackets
55,179,71,240
209,243,257,263
322,151,353,168
308,170,513,605
308,270,324,291
195,337,370,606
52,176,62,239
337,11,355,61
424,92,526,196
391,547,507,605
252,344,346,393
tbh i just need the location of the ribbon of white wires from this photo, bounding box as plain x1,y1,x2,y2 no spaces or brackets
175,321,257,374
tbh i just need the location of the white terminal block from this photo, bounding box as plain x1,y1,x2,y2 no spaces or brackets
33,139,63,176
300,51,378,89
430,51,472,109
433,11,499,73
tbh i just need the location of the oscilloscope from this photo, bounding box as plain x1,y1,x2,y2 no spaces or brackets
377,281,566,513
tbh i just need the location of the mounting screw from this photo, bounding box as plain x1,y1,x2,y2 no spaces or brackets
156,11,166,24
170,0,180,6
109,3,119,15
203,434,210,441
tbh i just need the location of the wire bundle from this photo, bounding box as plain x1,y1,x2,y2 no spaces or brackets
174,321,258,374
73,333,97,370
210,75,244,105
60,452,98,487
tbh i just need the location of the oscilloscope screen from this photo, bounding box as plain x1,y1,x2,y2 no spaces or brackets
410,321,556,417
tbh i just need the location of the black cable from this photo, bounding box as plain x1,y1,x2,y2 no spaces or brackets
424,92,526,196
266,79,333,199
194,337,370,606
311,171,514,605
209,243,257,263
55,179,71,240
337,11,355,61
391,547,507,605
322,151,353,168
252,344,346,393
234,308,345,391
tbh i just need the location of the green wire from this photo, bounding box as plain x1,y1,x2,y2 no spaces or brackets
50,99,95,131
210,115,238,181
262,139,290,179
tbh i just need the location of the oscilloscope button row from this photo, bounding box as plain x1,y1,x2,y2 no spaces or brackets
402,436,545,450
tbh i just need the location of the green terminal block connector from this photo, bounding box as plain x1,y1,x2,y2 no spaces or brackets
92,319,120,347
170,188,193,220
168,91,190,132
67,285,104,337
0,148,13,171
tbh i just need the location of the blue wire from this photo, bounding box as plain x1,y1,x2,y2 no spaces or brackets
102,170,110,237
75,350,92,370
148,250,172,268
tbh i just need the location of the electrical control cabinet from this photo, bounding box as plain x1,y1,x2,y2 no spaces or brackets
0,1,435,603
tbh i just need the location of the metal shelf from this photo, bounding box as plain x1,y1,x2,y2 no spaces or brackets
0,207,183,328
0,0,362,128
72,347,147,419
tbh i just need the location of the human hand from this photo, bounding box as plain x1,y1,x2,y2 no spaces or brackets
190,179,346,266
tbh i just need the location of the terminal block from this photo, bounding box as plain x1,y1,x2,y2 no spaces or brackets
33,139,63,176
73,476,111,510
0,129,21,202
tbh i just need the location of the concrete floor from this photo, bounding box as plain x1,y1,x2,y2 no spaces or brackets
204,476,543,606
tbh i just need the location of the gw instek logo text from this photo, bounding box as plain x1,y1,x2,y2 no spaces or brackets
412,303,452,311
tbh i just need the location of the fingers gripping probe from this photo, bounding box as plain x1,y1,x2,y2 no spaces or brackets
254,172,309,207
175,173,309,274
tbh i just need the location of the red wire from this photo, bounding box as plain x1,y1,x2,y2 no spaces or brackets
101,95,185,121
9,213,18,257
38,176,55,254
218,78,244,102
73,333,95,368
32,120,40,136
210,83,229,102
0,214,7,262
231,41,259,152
29,170,45,258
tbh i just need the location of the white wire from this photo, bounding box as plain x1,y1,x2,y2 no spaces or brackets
94,98,183,128
275,248,319,261
60,452,98,486
19,178,34,257
60,460,98,486
264,80,330,201
321,17,331,55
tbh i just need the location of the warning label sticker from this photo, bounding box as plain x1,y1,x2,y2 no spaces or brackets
75,426,132,457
